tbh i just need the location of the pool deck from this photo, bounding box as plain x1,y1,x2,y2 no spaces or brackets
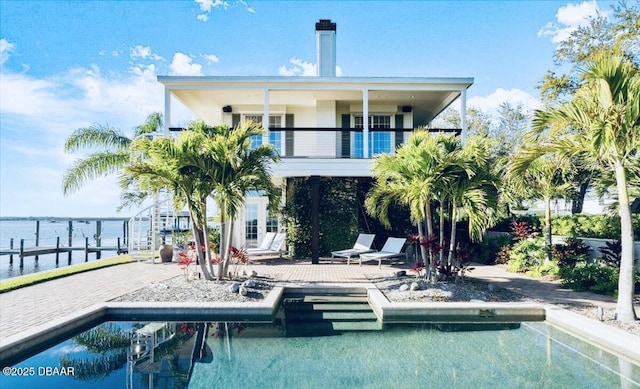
0,257,638,364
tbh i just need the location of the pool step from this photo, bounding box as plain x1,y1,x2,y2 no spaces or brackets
282,290,381,337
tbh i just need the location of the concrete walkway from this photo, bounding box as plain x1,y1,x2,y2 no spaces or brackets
0,257,637,341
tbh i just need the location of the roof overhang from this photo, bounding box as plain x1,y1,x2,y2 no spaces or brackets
158,76,473,126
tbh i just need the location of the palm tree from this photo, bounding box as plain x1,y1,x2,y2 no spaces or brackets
366,131,457,280
198,122,280,280
530,52,639,321
63,112,163,205
443,136,501,266
125,121,280,281
507,153,575,263
125,129,219,280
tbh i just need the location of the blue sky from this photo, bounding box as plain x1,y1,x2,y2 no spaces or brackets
0,0,615,217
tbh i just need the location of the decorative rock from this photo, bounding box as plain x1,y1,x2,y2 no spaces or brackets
239,286,248,296
228,282,240,293
410,282,420,291
399,284,410,292
243,279,256,288
487,283,495,292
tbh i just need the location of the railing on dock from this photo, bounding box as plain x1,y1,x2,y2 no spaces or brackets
0,217,129,268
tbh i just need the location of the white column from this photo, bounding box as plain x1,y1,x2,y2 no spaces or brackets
363,89,369,158
461,88,467,144
263,88,270,145
164,86,171,135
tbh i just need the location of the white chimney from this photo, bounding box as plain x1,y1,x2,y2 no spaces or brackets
315,19,336,77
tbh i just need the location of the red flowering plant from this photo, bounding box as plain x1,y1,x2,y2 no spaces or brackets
177,251,195,281
410,261,426,278
229,246,249,279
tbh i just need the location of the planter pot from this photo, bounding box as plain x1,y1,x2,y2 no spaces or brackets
159,244,174,263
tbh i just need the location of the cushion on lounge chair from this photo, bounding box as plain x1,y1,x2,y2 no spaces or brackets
246,232,276,254
330,233,376,265
358,237,406,268
246,232,287,257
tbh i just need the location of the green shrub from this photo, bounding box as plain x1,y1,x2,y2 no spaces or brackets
507,237,546,273
561,263,619,295
494,245,512,264
474,234,512,264
551,215,640,240
552,237,591,270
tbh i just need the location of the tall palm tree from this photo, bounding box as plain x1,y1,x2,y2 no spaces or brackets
63,112,163,204
443,136,501,266
507,153,575,263
125,129,218,280
198,122,280,280
125,121,280,281
366,131,457,280
530,52,639,321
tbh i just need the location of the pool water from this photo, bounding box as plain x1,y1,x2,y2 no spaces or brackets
1,321,638,388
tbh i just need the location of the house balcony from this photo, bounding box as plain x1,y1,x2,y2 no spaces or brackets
266,126,460,178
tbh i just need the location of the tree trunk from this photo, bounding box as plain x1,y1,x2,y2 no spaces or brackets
417,221,429,281
439,197,445,265
447,203,457,266
614,160,637,322
544,196,552,264
217,202,226,281
425,203,436,279
191,224,213,280
571,179,590,214
222,219,235,277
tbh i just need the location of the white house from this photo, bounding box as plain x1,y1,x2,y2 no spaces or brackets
157,19,473,261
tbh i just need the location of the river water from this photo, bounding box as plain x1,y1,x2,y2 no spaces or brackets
0,218,129,280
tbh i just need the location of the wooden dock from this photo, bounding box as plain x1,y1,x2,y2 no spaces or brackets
0,237,128,268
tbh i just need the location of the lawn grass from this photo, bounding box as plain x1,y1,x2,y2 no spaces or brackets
0,255,136,293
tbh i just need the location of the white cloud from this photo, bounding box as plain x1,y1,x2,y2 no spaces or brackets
538,0,606,43
278,57,316,76
130,45,163,61
278,57,343,77
468,88,541,116
196,0,229,12
169,53,203,76
202,53,219,63
194,0,254,21
1,38,15,66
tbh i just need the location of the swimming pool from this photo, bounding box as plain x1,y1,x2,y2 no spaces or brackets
1,319,638,388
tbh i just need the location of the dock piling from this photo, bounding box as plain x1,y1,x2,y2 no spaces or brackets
19,239,24,268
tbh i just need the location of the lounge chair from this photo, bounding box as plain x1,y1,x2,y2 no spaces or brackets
358,237,406,268
245,232,276,255
246,232,287,258
330,233,376,265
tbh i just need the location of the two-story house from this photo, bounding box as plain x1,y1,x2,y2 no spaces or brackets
158,19,473,262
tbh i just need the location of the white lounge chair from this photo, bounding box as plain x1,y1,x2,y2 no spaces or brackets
245,232,276,254
358,237,406,268
246,232,287,258
330,233,376,265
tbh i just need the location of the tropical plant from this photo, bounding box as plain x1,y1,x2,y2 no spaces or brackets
507,153,575,262
199,122,280,279
63,112,163,207
366,131,454,280
529,52,640,321
443,136,502,266
552,237,591,270
125,121,279,281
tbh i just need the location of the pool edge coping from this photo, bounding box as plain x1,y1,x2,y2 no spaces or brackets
1,283,638,367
